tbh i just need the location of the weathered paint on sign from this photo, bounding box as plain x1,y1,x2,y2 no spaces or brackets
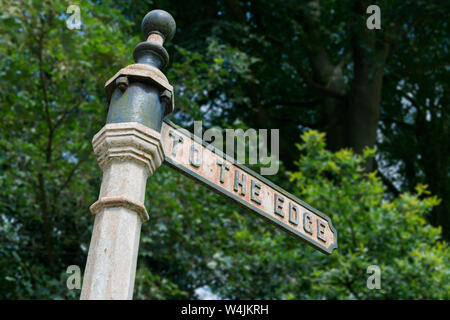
161,120,338,254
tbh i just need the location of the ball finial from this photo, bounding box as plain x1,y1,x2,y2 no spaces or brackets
141,9,176,43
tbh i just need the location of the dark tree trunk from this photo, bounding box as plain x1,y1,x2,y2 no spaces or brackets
296,0,389,171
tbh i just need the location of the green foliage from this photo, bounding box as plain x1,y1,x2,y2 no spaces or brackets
287,130,449,299
0,0,448,300
134,132,449,300
0,0,135,298
168,37,258,124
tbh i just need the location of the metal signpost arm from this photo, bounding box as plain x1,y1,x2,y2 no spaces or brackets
160,120,338,254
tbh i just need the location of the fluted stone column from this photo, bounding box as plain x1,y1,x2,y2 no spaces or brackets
80,10,176,300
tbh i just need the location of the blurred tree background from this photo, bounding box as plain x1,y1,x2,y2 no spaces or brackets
0,0,448,299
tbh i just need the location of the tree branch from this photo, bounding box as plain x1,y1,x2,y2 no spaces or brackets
294,63,346,99
374,159,401,196
292,1,346,99
401,91,425,110
37,173,55,278
55,160,85,198
263,98,320,108
54,104,78,130
295,1,336,82
37,27,53,164
381,116,413,129
224,0,247,24
35,15,55,279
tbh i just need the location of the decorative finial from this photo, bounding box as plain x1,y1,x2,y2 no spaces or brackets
133,9,176,69
141,9,176,43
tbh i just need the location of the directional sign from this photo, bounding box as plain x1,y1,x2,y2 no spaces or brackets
161,120,338,254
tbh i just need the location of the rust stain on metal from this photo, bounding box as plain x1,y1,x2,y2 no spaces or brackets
161,121,338,254
147,33,164,45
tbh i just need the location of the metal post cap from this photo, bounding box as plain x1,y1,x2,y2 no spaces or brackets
141,9,176,42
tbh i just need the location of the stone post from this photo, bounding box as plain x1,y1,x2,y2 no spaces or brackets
80,10,176,300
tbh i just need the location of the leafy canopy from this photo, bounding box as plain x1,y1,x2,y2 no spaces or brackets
0,0,448,299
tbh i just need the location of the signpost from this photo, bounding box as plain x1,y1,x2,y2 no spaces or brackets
81,9,337,300
161,121,337,254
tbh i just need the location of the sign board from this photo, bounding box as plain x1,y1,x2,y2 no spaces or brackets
161,120,338,254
